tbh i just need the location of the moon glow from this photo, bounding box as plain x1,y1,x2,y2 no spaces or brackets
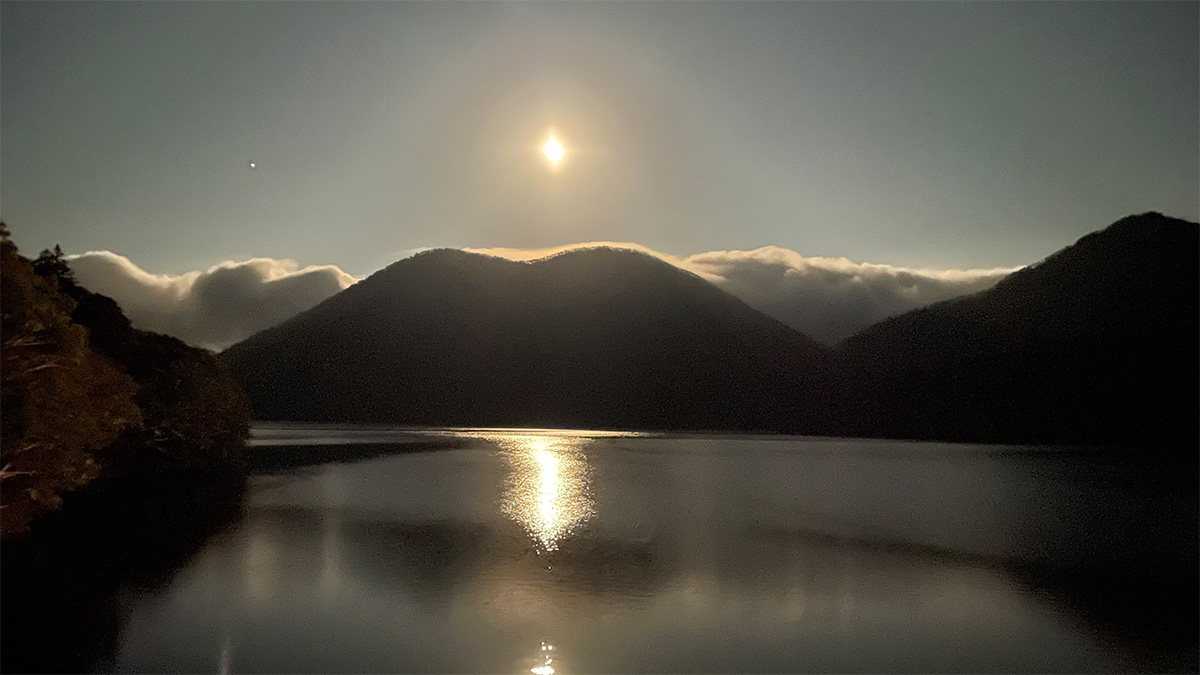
542,137,565,165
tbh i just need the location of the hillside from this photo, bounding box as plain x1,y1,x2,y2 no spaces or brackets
224,213,1199,448
833,212,1199,447
1,231,249,535
223,247,834,432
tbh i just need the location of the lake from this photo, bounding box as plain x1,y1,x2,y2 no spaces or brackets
103,426,1197,672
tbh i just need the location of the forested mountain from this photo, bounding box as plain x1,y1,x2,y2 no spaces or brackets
224,213,1197,449
50,270,250,471
1,231,142,533
223,247,834,432
0,226,249,535
833,212,1199,447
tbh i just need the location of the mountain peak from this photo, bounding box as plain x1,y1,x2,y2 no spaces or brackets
1010,211,1197,285
534,245,663,263
1062,211,1191,253
382,247,512,272
837,211,1198,447
1107,210,1179,228
224,242,829,431
1084,211,1195,245
531,245,697,281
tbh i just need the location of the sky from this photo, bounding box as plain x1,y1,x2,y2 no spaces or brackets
3,1,1197,281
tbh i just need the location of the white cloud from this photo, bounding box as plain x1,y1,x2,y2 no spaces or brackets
66,242,1015,350
470,242,1017,343
66,252,359,350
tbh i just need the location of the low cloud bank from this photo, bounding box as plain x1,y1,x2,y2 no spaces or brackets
66,252,359,350
68,243,1014,350
470,242,1016,343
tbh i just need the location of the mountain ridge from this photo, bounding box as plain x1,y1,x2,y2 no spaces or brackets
223,245,833,432
833,211,1198,446
224,212,1198,447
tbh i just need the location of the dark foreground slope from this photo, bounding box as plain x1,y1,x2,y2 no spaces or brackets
834,212,1199,447
1,237,250,534
224,248,832,432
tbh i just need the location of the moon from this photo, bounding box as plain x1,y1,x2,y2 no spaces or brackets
542,138,564,165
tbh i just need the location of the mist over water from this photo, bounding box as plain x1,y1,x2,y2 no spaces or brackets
105,427,1196,673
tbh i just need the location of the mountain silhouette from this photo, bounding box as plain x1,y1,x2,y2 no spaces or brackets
225,213,1197,447
223,247,833,432
833,212,1198,447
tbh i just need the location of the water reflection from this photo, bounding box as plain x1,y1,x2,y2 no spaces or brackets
0,470,248,673
218,632,233,675
488,434,595,553
482,434,588,674
83,432,1197,673
318,472,347,598
530,641,557,675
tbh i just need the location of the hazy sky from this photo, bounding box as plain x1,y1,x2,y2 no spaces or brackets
3,1,1197,276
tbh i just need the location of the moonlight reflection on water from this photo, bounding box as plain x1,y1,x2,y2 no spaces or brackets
472,432,596,674
488,433,595,553
26,427,1190,673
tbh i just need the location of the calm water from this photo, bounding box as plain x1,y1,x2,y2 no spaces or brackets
107,426,1196,673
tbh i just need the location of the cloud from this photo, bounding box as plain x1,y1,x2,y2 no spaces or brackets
469,242,1017,343
66,252,359,350
66,242,1014,351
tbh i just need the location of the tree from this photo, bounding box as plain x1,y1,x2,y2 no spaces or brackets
42,272,251,473
32,244,75,286
1,226,142,535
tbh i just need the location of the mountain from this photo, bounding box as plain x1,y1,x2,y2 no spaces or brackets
1,232,248,535
223,247,833,432
833,212,1199,447
225,213,1198,448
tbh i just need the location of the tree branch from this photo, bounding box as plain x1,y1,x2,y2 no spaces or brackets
0,463,37,480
